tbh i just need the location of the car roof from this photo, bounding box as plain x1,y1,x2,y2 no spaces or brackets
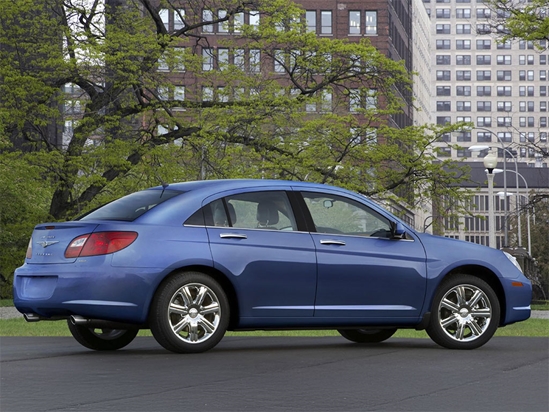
150,179,337,194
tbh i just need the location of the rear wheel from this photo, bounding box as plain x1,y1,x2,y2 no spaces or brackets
149,271,229,353
67,321,138,351
338,328,397,343
426,274,500,349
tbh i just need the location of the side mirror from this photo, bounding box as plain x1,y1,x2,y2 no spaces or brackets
391,222,406,240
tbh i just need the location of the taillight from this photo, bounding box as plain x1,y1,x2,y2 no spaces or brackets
65,232,138,258
26,238,32,259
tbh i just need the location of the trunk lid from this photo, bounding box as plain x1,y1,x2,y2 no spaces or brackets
28,222,99,264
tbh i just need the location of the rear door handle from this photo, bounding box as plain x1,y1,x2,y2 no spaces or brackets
320,239,346,246
219,233,247,239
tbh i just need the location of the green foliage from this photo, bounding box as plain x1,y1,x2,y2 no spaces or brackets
490,0,549,42
0,152,53,298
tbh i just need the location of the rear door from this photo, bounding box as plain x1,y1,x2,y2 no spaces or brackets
205,189,317,321
298,191,427,322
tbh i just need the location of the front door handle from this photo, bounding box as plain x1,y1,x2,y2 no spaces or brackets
320,239,346,246
219,233,247,239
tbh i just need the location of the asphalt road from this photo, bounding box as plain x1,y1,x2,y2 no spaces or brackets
1,336,548,412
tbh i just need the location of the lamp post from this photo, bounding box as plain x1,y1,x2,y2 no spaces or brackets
497,170,531,255
473,128,511,246
483,150,498,248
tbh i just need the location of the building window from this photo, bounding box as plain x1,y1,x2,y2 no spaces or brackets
497,132,512,142
249,49,261,72
476,24,491,34
456,8,471,18
437,116,451,125
476,8,491,18
477,101,491,111
320,11,332,34
249,11,260,27
437,86,451,96
476,55,491,65
456,70,471,81
540,70,547,81
202,10,214,33
456,101,471,111
496,55,512,65
477,131,492,142
496,70,512,81
436,8,451,18
159,9,169,30
306,11,316,32
456,40,471,49
497,116,512,126
456,132,472,142
437,70,451,80
541,101,547,111
456,24,471,34
476,70,491,81
436,55,451,65
437,101,451,111
497,41,512,49
202,48,214,71
437,24,451,34
476,39,491,49
497,101,512,111
497,86,512,96
456,55,471,65
349,11,361,34
476,86,491,96
437,40,451,49
457,86,471,96
202,86,213,101
477,117,492,127
174,9,185,30
365,11,378,35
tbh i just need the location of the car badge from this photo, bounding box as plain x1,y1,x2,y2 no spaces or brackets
38,241,59,248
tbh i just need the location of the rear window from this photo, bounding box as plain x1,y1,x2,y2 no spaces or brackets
78,189,183,221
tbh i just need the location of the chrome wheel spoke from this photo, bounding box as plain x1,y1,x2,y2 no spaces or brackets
169,302,188,316
199,316,216,334
179,287,194,307
468,320,484,336
172,318,189,334
470,308,491,318
455,323,466,340
188,322,200,342
441,298,460,313
467,290,483,308
441,315,458,329
455,286,467,306
195,286,208,306
201,302,220,316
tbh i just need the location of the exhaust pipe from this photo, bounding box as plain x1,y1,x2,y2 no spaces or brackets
69,315,141,330
23,313,67,322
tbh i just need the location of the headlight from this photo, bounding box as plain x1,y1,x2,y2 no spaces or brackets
503,251,523,273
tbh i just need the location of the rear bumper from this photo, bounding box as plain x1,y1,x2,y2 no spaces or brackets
13,262,163,324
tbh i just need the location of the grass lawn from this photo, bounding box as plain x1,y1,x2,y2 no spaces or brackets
1,317,547,338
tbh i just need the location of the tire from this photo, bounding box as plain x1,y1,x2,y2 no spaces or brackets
338,328,397,343
149,271,229,353
426,274,500,350
67,321,139,351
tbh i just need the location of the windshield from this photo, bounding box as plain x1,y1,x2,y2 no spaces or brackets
78,189,183,221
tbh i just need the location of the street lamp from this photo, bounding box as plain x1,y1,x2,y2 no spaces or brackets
497,169,531,255
473,127,513,247
483,150,498,248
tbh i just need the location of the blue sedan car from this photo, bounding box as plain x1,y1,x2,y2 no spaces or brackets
14,180,531,353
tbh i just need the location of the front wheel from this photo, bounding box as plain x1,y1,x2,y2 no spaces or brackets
426,274,500,349
338,328,397,343
149,271,229,353
67,321,139,351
